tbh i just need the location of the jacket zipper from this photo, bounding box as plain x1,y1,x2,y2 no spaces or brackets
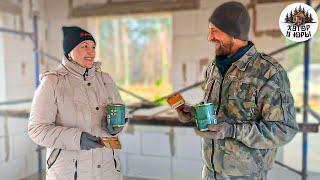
205,64,219,179
210,66,227,179
112,149,121,172
215,75,225,116
74,160,78,180
83,68,89,81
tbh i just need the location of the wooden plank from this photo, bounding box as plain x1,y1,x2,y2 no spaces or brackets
257,0,300,4
131,107,320,132
0,110,29,118
69,0,200,17
298,123,319,133
0,103,318,133
0,0,22,15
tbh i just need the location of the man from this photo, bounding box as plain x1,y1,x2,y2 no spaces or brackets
177,2,298,180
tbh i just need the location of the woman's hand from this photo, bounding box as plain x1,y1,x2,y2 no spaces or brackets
80,132,104,150
103,118,128,136
106,124,123,135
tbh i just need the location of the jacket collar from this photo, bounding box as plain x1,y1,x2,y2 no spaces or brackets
232,44,258,72
62,57,101,79
211,43,258,73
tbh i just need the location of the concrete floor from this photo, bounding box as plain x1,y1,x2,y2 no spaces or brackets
21,170,320,180
21,171,158,180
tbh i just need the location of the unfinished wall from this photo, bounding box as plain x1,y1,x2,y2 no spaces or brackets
119,125,203,180
0,17,5,101
0,0,318,179
44,0,88,60
0,0,47,179
170,0,291,100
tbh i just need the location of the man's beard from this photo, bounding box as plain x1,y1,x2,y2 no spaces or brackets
215,39,233,56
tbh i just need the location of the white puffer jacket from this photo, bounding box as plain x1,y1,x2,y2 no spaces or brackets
28,57,124,180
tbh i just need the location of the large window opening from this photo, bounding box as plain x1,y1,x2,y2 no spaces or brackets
90,14,172,104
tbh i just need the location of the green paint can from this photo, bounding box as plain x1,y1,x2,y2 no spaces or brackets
194,103,217,131
106,104,126,127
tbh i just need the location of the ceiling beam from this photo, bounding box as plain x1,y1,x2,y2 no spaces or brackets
69,0,200,18
256,0,301,3
0,0,22,15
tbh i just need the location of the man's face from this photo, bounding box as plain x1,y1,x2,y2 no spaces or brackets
208,23,233,56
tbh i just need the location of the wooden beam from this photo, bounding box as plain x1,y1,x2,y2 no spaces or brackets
69,0,200,18
298,123,319,133
257,0,299,3
0,0,22,15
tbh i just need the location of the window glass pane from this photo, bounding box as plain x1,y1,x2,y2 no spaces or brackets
92,14,172,104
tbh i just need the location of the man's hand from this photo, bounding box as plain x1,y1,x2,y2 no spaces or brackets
194,122,235,140
177,104,195,123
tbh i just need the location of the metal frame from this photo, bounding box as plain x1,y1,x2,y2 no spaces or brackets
302,1,311,179
0,15,42,173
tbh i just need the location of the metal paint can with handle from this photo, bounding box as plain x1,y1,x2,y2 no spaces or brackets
193,103,217,131
106,104,126,127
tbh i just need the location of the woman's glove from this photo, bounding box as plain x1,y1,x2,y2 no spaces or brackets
103,118,128,136
80,132,104,150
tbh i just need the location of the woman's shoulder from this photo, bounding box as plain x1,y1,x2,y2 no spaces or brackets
40,64,69,85
100,71,116,83
41,65,68,78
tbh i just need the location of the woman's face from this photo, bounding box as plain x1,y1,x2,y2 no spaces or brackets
70,40,96,68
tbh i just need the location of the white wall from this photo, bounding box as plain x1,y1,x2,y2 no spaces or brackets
0,15,5,102
0,0,48,101
44,0,88,60
0,0,47,179
0,115,46,180
170,0,291,100
0,0,317,179
119,126,203,180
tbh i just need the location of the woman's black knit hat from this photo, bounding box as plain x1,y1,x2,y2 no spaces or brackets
62,26,96,58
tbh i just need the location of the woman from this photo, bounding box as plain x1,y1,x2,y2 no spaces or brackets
28,26,125,180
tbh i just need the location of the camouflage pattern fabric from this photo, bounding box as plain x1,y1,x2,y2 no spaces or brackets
201,44,298,178
203,166,268,180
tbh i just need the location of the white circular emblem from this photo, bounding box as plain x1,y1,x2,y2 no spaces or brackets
279,3,318,42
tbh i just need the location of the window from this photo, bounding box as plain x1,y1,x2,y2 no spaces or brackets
90,14,172,104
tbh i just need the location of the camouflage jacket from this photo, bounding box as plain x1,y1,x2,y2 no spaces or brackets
201,44,298,177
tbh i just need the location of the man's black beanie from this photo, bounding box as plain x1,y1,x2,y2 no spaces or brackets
62,26,96,58
209,1,250,40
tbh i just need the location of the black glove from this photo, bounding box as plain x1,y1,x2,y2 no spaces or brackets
103,118,128,136
80,132,104,150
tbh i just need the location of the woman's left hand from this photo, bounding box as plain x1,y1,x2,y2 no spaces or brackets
104,118,128,136
106,124,123,135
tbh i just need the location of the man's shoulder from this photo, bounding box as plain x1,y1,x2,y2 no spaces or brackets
259,53,281,66
256,53,283,70
250,52,286,79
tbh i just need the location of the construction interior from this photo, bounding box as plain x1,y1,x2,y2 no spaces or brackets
0,0,319,179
